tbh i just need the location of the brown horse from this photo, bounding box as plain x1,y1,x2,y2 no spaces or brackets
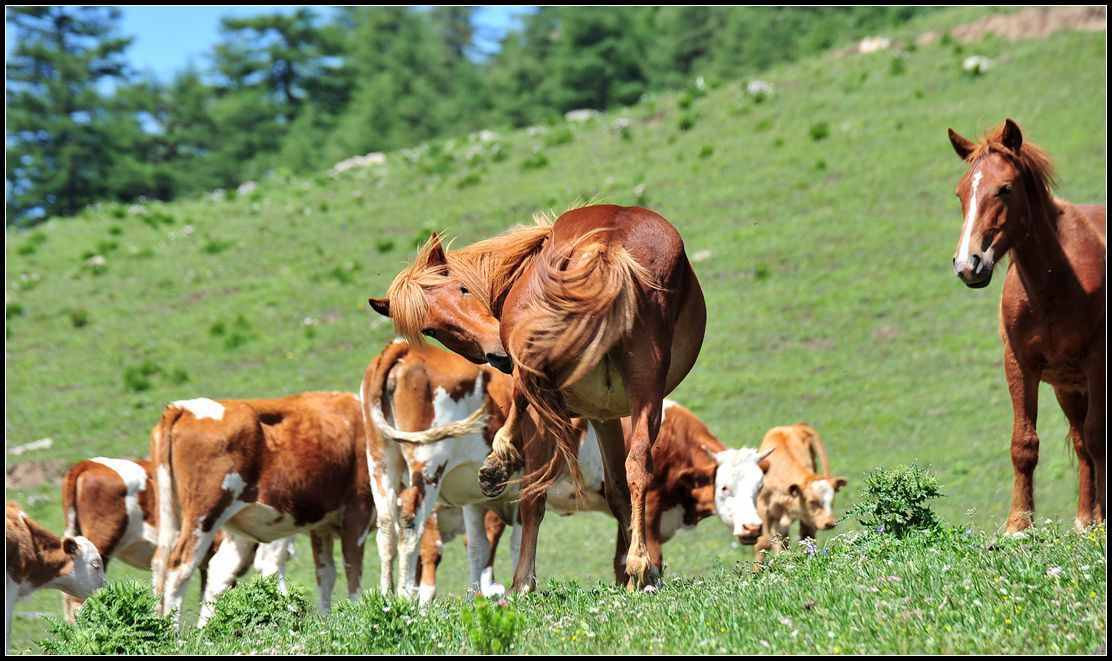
948,119,1106,533
369,204,707,591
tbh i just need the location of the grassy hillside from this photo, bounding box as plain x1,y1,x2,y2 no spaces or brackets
5,7,1106,653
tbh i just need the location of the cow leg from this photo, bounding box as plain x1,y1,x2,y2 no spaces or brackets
462,504,499,599
1003,343,1040,534
310,530,337,614
369,441,404,595
341,497,372,603
197,533,258,627
1083,356,1105,524
416,513,443,606
480,508,509,598
397,478,437,602
592,418,633,585
1053,386,1095,530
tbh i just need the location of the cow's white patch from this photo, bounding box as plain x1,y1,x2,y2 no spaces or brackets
172,398,225,421
545,423,608,514
221,472,246,495
713,448,765,535
812,479,835,515
957,169,983,263
90,458,149,561
658,506,688,541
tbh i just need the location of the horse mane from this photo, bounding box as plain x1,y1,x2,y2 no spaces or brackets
385,202,591,344
967,122,1057,210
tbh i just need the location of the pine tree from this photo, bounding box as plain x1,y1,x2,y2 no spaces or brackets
5,6,134,223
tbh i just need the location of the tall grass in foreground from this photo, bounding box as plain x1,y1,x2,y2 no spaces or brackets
40,522,1106,654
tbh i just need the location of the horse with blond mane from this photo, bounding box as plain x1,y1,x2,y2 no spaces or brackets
369,203,707,591
947,118,1105,533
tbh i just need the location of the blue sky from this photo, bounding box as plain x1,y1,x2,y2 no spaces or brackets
7,6,536,82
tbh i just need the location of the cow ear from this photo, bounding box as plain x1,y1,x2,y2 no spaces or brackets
368,297,390,318
832,477,848,490
1001,118,1023,153
948,128,976,161
63,537,79,555
787,482,803,498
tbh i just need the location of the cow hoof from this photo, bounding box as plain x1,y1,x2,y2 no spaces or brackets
478,460,511,498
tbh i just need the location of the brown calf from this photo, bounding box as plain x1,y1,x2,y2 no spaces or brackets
60,457,294,623
6,501,104,651
149,393,372,628
753,423,847,566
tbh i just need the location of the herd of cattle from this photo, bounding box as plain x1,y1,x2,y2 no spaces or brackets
5,338,846,645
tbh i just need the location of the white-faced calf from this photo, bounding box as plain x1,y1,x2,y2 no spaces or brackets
6,501,104,652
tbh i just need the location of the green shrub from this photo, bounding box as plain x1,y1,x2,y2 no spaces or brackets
809,121,831,141
847,464,942,537
40,580,175,655
202,576,312,642
68,308,90,328
461,597,524,654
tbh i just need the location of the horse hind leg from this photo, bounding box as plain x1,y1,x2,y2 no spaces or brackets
1053,386,1096,530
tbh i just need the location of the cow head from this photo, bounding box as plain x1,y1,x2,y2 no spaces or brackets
788,476,848,531
710,447,773,545
55,536,105,599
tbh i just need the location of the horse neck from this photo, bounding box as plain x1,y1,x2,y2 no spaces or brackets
1007,186,1068,297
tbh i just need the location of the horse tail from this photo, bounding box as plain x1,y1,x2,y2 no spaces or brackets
514,231,657,499
801,423,831,477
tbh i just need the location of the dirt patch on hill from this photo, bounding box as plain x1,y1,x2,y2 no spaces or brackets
6,459,68,489
919,7,1106,46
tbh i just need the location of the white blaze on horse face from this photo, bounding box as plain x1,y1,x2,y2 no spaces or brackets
713,449,765,534
957,169,983,264
172,398,225,421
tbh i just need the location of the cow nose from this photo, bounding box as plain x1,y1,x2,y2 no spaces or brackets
486,353,512,374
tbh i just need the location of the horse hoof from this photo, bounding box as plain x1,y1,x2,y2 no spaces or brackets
478,461,510,498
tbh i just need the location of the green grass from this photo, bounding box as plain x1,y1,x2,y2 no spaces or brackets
5,7,1106,653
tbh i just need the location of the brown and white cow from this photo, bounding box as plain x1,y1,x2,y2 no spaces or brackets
6,501,104,652
149,393,372,628
60,457,294,623
752,423,847,565
362,340,519,605
475,400,773,586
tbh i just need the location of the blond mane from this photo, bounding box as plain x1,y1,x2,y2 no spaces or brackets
384,203,591,344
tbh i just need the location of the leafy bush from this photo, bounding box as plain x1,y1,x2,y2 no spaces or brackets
461,597,524,654
39,580,175,655
847,464,942,537
202,576,312,642
123,360,161,392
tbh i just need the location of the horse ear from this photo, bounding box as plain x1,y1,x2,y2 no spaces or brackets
425,233,447,268
1001,118,1023,153
368,297,390,318
948,128,976,161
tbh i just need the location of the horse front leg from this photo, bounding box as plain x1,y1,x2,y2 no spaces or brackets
479,389,528,498
1003,343,1040,534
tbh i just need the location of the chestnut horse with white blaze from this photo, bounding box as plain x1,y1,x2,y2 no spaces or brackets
370,204,706,591
947,119,1105,533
